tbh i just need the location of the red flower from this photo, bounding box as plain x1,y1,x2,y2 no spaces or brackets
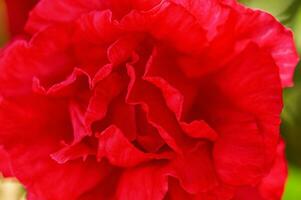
4,0,38,36
0,0,299,199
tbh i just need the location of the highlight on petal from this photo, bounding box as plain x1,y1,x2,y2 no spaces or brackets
232,4,299,87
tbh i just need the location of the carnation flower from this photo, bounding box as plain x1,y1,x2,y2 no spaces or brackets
0,0,299,199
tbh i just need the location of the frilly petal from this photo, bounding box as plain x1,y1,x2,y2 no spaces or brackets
32,67,91,97
85,70,126,131
228,3,299,87
26,0,163,34
97,125,171,167
126,64,194,153
26,0,105,33
0,25,74,96
120,1,207,53
0,96,107,200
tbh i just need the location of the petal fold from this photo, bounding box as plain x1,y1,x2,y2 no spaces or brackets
97,126,170,167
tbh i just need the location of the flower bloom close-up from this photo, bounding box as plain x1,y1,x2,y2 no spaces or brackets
0,0,299,199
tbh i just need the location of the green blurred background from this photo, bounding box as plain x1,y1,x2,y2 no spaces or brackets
0,0,300,199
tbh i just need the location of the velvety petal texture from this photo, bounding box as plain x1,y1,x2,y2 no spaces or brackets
0,0,299,200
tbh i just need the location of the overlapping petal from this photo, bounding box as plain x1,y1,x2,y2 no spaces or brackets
97,125,170,167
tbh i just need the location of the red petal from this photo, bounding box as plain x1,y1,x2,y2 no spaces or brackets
213,120,266,185
73,11,119,70
126,64,194,153
170,0,230,40
97,126,170,167
143,46,200,120
27,0,162,33
172,0,299,86
233,187,264,200
135,105,165,152
107,34,142,66
0,25,74,96
229,4,299,87
145,76,183,120
78,168,121,200
116,164,168,200
214,44,283,170
50,138,96,164
0,96,106,200
190,44,283,186
149,2,207,53
104,95,137,141
168,143,218,193
214,43,282,119
32,67,91,97
26,0,105,33
120,1,207,53
196,184,235,200
75,10,118,45
165,178,194,200
258,140,288,200
33,68,92,143
85,71,125,130
69,101,91,142
180,120,218,141
166,179,234,200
